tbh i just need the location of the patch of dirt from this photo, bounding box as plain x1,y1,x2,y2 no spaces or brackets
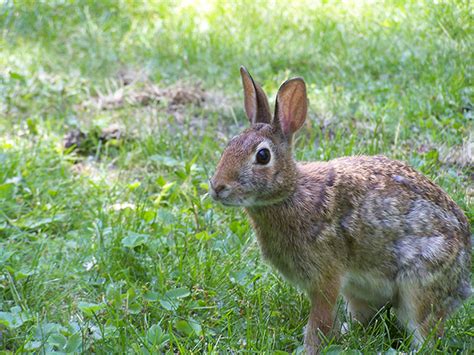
100,123,125,141
63,123,127,154
167,84,206,106
79,67,234,126
63,129,86,149
80,79,207,111
73,67,239,148
438,138,473,168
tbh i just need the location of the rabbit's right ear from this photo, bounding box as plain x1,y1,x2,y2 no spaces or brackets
274,77,307,141
240,66,272,125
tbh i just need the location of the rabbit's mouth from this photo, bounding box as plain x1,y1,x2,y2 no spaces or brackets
215,194,255,207
209,179,248,206
209,186,255,207
217,193,286,207
210,181,289,207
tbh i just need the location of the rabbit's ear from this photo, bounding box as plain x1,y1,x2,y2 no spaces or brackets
240,66,272,125
274,78,307,139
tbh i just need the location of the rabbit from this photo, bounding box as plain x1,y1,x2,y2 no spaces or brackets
209,67,472,354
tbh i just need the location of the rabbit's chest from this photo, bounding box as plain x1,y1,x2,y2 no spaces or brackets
254,227,321,288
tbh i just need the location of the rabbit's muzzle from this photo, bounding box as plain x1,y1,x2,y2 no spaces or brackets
209,179,231,201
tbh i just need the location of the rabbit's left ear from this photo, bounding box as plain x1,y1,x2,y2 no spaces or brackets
274,77,307,140
240,66,272,125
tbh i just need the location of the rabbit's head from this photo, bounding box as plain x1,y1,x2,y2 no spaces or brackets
210,67,308,207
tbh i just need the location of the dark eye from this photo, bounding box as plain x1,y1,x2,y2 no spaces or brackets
256,148,271,165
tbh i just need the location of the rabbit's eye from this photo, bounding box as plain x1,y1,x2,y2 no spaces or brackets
256,148,271,165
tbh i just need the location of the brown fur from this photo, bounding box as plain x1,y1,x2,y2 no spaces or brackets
210,68,472,353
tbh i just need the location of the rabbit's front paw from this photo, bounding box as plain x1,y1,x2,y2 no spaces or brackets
304,326,321,355
304,343,320,355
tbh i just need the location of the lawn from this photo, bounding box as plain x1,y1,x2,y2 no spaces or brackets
0,0,472,353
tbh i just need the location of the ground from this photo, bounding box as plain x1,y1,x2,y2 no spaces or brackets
0,1,472,353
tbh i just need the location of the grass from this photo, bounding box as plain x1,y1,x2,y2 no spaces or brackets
0,0,472,353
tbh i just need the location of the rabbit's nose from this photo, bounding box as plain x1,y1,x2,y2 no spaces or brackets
214,184,228,194
209,179,229,200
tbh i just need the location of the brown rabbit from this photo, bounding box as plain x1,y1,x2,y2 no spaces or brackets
209,67,472,353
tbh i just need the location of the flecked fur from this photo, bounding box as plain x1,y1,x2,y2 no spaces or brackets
210,68,471,354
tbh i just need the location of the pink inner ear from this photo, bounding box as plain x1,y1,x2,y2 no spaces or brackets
242,75,257,123
276,80,307,136
280,115,291,135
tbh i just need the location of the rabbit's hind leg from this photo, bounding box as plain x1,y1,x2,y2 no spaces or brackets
394,246,470,348
394,284,447,348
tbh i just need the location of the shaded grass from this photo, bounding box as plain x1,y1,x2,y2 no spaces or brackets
0,0,472,353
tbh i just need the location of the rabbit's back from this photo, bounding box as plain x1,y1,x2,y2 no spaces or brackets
326,155,470,245
309,156,470,277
